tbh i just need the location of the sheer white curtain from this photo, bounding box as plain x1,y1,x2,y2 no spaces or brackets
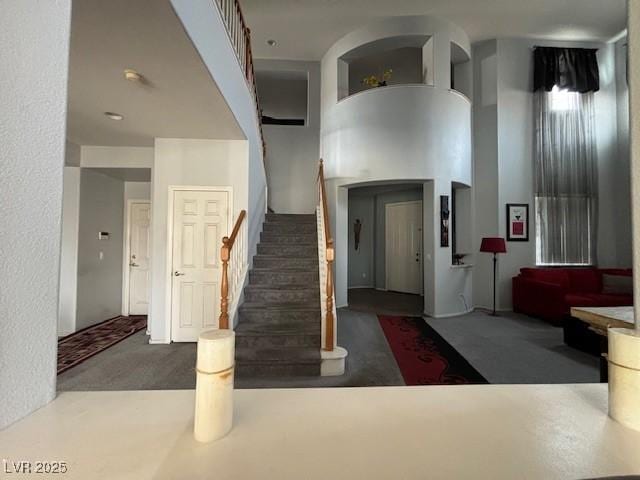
534,89,598,265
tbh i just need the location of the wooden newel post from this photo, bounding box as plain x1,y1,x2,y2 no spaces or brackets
219,237,230,329
325,242,335,351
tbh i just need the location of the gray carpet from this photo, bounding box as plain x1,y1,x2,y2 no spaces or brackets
57,308,599,391
57,308,404,391
427,311,599,384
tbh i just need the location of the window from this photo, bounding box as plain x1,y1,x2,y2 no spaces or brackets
534,87,598,266
533,47,600,266
549,85,579,112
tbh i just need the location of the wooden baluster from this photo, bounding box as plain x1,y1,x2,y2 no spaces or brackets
245,28,252,82
325,242,335,351
219,237,230,329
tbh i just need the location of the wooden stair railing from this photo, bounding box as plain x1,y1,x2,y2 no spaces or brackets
318,159,335,351
214,0,266,158
219,209,247,329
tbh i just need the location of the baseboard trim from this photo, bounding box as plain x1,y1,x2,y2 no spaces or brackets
424,307,475,319
148,338,170,345
474,305,513,314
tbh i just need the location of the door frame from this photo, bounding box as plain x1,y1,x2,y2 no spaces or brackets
122,199,151,318
165,185,233,343
384,200,423,294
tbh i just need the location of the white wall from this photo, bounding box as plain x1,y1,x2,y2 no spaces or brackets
65,141,81,167
58,167,81,336
630,1,640,320
124,181,151,202
255,59,320,214
471,41,499,311
80,146,154,168
76,169,125,330
149,138,248,343
615,35,632,267
0,0,71,430
323,86,472,184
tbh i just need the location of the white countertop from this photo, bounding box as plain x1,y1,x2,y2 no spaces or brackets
1,385,639,479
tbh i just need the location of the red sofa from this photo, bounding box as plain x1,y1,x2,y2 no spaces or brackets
512,267,632,324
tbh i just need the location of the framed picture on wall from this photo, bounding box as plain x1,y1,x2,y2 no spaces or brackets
506,204,529,242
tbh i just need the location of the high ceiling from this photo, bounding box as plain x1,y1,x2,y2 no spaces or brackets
67,0,244,147
241,0,628,60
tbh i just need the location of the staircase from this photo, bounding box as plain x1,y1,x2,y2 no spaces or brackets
235,213,322,377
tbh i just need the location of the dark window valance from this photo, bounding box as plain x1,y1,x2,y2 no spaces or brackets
533,47,600,93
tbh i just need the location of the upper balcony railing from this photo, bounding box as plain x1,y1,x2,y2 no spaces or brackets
215,0,266,158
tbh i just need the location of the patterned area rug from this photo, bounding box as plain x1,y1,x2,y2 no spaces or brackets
378,315,488,385
57,316,147,374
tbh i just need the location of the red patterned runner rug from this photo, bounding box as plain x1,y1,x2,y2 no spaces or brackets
378,315,488,385
57,316,147,374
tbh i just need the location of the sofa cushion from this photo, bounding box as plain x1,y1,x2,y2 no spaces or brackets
602,274,633,295
600,268,632,277
565,293,633,308
567,268,600,293
519,268,569,287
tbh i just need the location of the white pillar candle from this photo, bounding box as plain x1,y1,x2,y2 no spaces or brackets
194,329,235,443
608,328,640,431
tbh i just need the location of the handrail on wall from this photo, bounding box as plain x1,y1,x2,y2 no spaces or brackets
219,209,247,329
318,160,335,351
215,0,266,158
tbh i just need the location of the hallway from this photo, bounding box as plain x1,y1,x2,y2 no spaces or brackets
348,288,423,317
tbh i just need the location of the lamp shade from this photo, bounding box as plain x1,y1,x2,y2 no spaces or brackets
480,237,507,254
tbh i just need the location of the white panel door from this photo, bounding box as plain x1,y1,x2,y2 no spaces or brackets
385,201,423,295
128,202,151,315
171,190,229,342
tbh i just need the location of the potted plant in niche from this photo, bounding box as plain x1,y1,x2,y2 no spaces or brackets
361,69,393,88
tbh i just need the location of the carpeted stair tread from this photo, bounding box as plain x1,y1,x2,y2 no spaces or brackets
252,255,319,269
249,270,319,286
257,244,318,256
236,346,320,364
245,284,319,291
250,267,318,273
236,321,319,335
240,302,321,311
265,213,316,223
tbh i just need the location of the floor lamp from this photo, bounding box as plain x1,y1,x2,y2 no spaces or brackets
480,237,507,316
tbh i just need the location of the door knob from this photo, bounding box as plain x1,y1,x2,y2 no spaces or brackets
130,262,139,267
174,271,186,276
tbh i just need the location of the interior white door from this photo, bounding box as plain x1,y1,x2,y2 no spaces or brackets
171,189,229,342
128,202,151,315
385,201,423,295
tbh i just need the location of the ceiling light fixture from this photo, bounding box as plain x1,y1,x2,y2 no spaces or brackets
267,39,277,47
104,112,124,121
124,69,144,82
